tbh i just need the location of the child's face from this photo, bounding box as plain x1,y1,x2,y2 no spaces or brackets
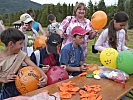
73,35,85,45
12,40,24,53
114,20,128,31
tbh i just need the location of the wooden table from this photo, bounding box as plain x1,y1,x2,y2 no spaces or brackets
24,75,133,100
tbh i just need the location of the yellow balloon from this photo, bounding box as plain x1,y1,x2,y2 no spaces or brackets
100,48,118,68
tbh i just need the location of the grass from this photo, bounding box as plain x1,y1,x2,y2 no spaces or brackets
85,29,133,65
0,29,133,65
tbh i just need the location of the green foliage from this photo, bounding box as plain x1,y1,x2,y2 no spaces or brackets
86,30,133,65
1,0,132,29
98,0,106,12
117,0,125,11
62,3,67,19
128,0,133,29
87,0,94,19
0,0,42,15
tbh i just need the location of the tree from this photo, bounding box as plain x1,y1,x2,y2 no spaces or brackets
98,0,106,12
124,0,130,15
87,0,94,19
93,2,98,12
128,0,133,29
71,4,74,15
117,0,125,11
67,3,71,16
62,3,67,19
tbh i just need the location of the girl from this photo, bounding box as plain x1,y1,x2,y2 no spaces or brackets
95,11,129,52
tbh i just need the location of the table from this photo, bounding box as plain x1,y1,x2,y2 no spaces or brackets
24,75,133,100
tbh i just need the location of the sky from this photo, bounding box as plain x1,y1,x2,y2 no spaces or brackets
31,0,118,6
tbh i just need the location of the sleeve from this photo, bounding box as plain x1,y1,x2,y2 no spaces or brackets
121,30,128,51
60,48,69,65
94,29,108,51
85,19,93,31
80,48,85,61
59,16,72,32
30,52,37,65
47,24,50,32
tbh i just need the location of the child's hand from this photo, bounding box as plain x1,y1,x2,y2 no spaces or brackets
42,65,50,73
38,75,48,87
60,65,67,70
80,64,87,72
4,73,16,83
88,30,98,39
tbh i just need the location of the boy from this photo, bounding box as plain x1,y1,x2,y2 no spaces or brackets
0,28,47,99
47,14,60,36
30,34,61,72
60,26,88,76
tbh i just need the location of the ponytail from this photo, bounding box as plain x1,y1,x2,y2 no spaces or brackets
108,19,117,50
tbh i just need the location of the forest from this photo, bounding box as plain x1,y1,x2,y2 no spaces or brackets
0,0,133,29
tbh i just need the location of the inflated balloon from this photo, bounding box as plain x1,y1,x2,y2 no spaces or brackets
91,11,107,30
116,50,133,74
46,66,69,85
15,66,41,94
33,35,47,50
100,48,118,68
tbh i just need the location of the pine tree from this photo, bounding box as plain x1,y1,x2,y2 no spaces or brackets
98,0,106,12
67,3,71,16
117,0,125,11
62,3,67,19
128,0,133,29
87,0,94,19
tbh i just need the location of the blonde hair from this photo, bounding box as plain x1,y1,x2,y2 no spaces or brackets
73,3,86,16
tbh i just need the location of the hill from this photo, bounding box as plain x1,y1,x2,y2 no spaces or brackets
0,0,42,15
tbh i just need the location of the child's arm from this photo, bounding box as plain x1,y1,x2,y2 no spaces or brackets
65,64,87,72
0,73,16,83
24,56,47,87
39,23,46,36
95,29,108,52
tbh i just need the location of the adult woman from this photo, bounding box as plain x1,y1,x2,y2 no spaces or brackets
94,11,130,52
58,3,97,57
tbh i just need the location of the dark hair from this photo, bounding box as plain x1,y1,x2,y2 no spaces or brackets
114,11,129,23
48,14,56,21
27,9,35,18
108,11,129,50
0,28,25,46
73,34,78,38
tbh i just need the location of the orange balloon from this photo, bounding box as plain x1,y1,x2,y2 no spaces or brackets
15,66,41,94
91,11,107,30
33,35,47,50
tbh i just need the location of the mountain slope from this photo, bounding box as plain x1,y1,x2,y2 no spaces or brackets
0,0,42,15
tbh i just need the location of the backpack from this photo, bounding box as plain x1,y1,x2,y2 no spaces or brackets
48,22,60,35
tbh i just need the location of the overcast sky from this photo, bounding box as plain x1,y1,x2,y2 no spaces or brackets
31,0,118,6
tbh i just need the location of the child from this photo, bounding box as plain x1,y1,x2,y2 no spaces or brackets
27,9,46,36
60,26,88,76
47,14,60,36
58,3,97,58
0,28,47,99
30,34,61,72
94,11,129,52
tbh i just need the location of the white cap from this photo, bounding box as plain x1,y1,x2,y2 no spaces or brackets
20,13,34,23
